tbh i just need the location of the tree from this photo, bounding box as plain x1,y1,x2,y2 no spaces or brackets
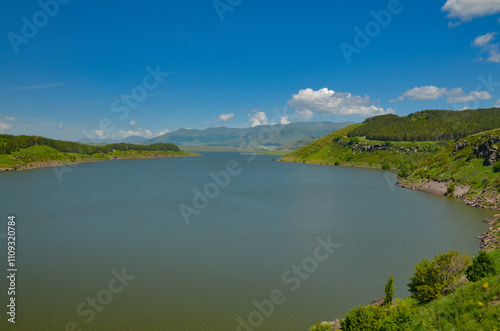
466,251,497,282
384,275,395,306
407,251,471,303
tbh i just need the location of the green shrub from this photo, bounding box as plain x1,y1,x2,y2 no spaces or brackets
493,161,500,173
380,302,414,331
382,162,391,170
398,161,415,178
466,251,497,282
446,183,455,196
308,321,331,331
340,305,384,330
384,275,395,306
408,251,471,303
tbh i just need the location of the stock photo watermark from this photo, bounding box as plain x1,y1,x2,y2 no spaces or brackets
65,268,136,330
8,0,71,53
213,0,243,22
339,0,406,64
236,235,340,330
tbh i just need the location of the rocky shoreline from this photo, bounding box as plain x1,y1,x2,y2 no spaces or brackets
397,179,500,211
478,214,500,252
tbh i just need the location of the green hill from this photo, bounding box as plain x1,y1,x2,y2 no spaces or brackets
0,135,195,171
281,108,500,209
347,108,500,141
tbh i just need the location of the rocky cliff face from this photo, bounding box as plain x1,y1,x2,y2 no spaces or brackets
470,136,500,166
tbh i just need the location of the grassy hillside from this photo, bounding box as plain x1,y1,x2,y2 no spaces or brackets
0,140,196,171
310,248,500,331
280,124,445,170
399,129,500,208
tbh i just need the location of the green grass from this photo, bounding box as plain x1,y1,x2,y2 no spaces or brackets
0,145,198,170
310,249,500,330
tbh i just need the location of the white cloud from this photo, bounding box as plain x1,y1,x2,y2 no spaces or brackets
287,88,393,120
12,82,67,90
442,0,500,24
130,120,137,126
218,113,234,123
91,127,170,140
473,32,500,63
58,123,64,129
392,86,492,103
3,116,18,121
280,116,291,125
494,99,500,106
0,120,11,132
391,86,448,102
474,32,496,47
248,110,268,127
446,89,492,103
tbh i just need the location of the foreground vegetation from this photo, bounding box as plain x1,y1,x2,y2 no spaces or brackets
309,244,500,330
0,135,196,171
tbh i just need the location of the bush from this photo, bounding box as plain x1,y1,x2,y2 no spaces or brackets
446,183,455,196
340,305,384,330
380,302,414,331
308,321,332,331
466,251,497,282
407,251,471,303
384,276,395,306
493,161,500,173
398,161,415,178
382,162,391,170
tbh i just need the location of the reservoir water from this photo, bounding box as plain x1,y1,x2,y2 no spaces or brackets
0,153,495,330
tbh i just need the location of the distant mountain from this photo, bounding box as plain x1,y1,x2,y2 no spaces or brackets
121,135,147,144
143,121,354,150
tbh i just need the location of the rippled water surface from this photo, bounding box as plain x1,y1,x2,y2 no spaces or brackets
0,153,495,330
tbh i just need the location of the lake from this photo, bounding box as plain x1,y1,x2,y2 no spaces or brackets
0,153,495,330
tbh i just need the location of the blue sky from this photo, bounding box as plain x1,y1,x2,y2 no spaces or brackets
0,0,499,141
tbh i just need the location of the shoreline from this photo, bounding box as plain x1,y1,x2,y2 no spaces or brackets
397,179,500,211
281,158,500,211
0,152,200,172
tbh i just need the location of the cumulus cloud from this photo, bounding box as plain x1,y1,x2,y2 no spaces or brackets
473,32,500,63
390,86,448,102
218,113,234,123
442,0,500,24
287,88,393,120
58,123,64,129
392,86,492,103
495,99,500,107
248,110,268,127
130,120,137,126
446,89,492,103
280,116,291,125
92,127,170,140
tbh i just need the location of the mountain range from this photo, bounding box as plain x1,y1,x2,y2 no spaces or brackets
127,121,354,150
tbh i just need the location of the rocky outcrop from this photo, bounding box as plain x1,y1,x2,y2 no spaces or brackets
478,215,500,251
454,140,468,152
472,136,500,166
